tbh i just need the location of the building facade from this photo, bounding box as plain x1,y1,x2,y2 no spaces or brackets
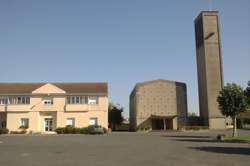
0,83,108,133
194,11,226,129
129,79,187,131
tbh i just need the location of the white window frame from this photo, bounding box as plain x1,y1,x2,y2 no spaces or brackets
66,118,75,127
89,117,98,126
43,97,53,105
88,96,98,105
20,118,29,128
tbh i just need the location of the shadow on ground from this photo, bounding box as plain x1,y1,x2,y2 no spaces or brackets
170,138,248,144
162,135,211,139
190,146,250,155
172,138,217,143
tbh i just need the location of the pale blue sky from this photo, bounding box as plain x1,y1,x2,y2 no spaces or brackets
0,0,249,117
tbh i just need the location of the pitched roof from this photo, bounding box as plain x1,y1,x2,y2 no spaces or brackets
0,82,108,95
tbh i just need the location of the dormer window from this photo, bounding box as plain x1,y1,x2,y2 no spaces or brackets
43,97,53,105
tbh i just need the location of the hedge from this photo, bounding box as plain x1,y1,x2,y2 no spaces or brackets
55,125,107,134
0,128,9,134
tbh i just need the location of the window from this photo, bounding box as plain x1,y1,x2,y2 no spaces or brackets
89,117,98,125
72,96,75,103
66,118,75,127
20,118,29,128
0,97,7,105
0,96,30,105
88,96,98,105
67,96,88,104
76,96,80,104
17,97,22,104
43,97,53,105
82,96,88,104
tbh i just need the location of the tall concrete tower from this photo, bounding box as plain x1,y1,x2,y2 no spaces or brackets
194,11,226,129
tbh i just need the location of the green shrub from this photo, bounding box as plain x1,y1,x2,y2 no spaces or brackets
10,130,27,134
80,127,89,134
0,128,9,134
19,126,28,130
55,127,64,134
114,123,130,131
55,125,106,134
87,125,104,134
64,125,77,134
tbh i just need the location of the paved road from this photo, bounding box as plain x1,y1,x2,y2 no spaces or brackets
0,130,249,166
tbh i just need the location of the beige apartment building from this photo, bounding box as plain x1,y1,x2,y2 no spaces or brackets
130,79,187,131
0,82,108,133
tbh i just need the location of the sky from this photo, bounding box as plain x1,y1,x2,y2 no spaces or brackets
0,0,249,118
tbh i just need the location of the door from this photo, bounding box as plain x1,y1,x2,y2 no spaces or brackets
45,118,53,132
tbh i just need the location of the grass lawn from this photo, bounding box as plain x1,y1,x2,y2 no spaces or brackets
227,136,250,143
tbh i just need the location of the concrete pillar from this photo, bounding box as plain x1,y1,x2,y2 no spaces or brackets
163,119,166,130
173,117,177,130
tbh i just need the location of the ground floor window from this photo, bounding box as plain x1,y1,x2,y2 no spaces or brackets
20,118,29,128
66,118,75,127
89,117,98,126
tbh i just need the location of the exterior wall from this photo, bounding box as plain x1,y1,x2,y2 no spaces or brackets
65,96,108,112
176,82,188,128
129,89,137,131
6,111,40,132
3,95,108,132
57,110,108,128
194,11,225,129
129,80,187,130
30,96,65,112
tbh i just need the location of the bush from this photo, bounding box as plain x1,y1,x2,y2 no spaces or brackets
55,125,107,134
113,123,130,131
55,127,64,134
87,125,104,134
0,128,9,134
10,130,27,134
80,127,89,134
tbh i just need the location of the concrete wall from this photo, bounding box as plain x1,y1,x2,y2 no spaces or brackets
194,11,225,129
129,80,187,130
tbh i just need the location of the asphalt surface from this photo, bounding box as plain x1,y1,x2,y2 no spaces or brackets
0,129,250,166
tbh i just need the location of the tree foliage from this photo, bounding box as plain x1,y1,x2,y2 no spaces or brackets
217,83,248,137
244,80,250,107
108,103,123,130
217,83,248,117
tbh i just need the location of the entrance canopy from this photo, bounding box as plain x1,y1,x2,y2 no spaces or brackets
150,115,177,130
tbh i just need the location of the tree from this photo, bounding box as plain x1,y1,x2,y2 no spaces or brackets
108,103,123,130
217,83,248,137
244,80,250,108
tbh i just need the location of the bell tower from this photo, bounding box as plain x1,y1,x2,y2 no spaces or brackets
194,11,226,129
